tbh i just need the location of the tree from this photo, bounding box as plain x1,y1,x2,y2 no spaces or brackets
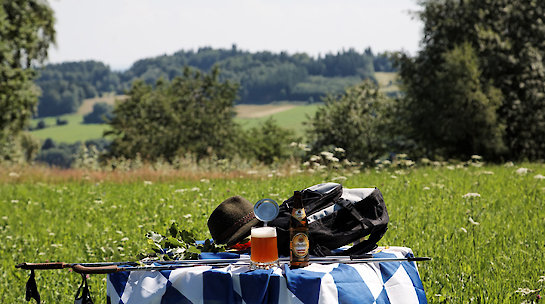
106,66,239,161
83,102,113,124
0,0,55,156
397,0,545,160
241,118,296,165
306,81,394,164
397,42,505,159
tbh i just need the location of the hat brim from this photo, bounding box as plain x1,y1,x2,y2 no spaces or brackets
225,217,260,247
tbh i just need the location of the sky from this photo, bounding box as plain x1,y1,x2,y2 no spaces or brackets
47,0,423,71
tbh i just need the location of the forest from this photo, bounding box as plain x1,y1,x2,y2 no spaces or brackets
34,47,395,117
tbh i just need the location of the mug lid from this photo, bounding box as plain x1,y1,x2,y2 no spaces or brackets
254,198,279,223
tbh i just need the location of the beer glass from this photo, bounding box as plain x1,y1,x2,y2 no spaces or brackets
250,226,279,269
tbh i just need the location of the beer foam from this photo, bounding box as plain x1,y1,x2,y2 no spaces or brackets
251,227,277,238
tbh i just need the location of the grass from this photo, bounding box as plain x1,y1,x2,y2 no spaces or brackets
1,163,544,303
30,103,318,143
375,72,400,94
29,114,111,143
235,104,320,136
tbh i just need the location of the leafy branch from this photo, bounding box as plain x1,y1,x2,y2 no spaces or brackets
138,222,225,260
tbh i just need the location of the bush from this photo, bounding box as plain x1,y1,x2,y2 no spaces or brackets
306,81,394,165
83,102,113,124
240,118,297,165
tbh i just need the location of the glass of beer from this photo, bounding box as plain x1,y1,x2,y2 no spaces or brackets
250,226,279,269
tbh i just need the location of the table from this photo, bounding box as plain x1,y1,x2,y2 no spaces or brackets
106,246,427,304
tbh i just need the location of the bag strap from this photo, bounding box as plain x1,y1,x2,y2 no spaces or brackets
74,273,94,304
25,269,41,303
335,198,374,230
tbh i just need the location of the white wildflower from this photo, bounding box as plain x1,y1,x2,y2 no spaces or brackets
310,155,321,162
516,168,529,175
94,199,103,204
51,244,62,247
8,172,20,178
334,147,345,153
468,217,480,225
289,142,298,147
121,237,129,242
390,175,398,179
423,186,430,191
144,180,152,185
332,176,347,182
471,155,483,160
447,165,455,170
11,200,19,203
183,214,192,219
515,288,539,295
504,161,514,167
320,151,334,158
200,179,210,183
327,156,339,162
460,227,467,233
480,171,494,175
191,187,200,192
538,276,545,283
533,174,545,180
463,192,481,198
116,230,124,235
1,216,7,220
174,189,187,193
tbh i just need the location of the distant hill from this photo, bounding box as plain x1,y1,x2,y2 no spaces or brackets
34,47,396,117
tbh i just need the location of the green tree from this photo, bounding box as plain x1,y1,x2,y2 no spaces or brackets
83,102,113,124
106,67,239,161
397,0,545,160
241,118,296,165
0,0,55,157
306,81,394,164
398,42,505,159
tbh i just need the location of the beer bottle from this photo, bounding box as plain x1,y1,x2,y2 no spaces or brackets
289,191,309,268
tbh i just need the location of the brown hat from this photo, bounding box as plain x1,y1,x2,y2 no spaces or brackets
207,196,260,246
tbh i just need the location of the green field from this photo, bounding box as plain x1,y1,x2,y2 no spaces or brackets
1,163,544,303
30,103,319,143
235,104,320,136
30,114,111,143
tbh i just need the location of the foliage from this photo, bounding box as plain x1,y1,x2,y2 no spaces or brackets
33,47,387,114
306,81,395,164
397,42,506,159
35,138,110,168
240,118,297,165
35,141,80,168
35,61,122,117
0,0,55,159
82,102,113,124
139,222,225,261
106,67,239,161
397,0,545,161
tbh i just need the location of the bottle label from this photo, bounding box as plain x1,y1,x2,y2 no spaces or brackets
293,208,306,221
292,233,309,257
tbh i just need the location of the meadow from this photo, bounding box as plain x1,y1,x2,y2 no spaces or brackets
1,162,544,303
30,103,319,143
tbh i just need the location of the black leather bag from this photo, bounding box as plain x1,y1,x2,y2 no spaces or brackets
269,183,389,257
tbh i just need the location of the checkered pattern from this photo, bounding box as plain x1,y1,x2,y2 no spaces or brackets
106,247,427,304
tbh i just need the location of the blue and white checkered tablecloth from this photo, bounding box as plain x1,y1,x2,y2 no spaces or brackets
106,246,427,304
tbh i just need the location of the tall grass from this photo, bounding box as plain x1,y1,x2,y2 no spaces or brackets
1,162,544,303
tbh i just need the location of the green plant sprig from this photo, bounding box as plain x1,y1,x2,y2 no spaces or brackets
138,222,225,260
